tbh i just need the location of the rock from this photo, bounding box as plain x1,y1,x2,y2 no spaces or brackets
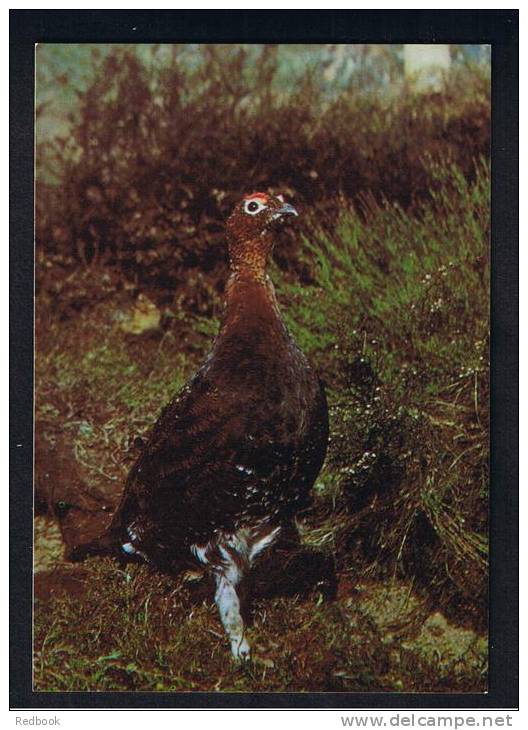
119,294,161,335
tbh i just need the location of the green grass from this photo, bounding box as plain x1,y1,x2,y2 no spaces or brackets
34,559,486,692
278,160,489,386
274,162,489,623
34,162,489,692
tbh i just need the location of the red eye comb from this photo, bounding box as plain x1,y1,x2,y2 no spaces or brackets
245,192,269,203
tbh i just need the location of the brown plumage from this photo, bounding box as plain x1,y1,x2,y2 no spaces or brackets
78,193,329,658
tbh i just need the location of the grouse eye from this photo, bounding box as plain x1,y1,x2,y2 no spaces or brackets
244,199,266,215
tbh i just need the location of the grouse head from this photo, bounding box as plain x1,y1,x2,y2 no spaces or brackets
226,193,298,278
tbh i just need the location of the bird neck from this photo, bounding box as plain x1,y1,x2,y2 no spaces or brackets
220,269,285,337
228,234,273,282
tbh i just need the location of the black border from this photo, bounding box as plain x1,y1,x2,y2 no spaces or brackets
10,9,519,710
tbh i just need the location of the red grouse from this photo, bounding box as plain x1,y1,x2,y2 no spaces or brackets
80,193,329,659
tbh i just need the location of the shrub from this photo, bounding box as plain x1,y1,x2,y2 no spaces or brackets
36,46,490,311
280,161,489,625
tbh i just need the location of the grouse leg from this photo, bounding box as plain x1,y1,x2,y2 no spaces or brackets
214,569,250,660
191,538,250,660
192,524,281,659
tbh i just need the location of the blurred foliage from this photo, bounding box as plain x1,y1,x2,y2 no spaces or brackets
36,44,490,312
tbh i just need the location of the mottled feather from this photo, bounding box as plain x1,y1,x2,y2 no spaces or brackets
106,194,328,575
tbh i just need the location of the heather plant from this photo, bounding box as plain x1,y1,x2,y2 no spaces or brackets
276,160,489,624
36,45,489,311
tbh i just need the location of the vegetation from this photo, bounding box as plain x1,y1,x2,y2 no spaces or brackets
34,45,490,692
36,45,489,308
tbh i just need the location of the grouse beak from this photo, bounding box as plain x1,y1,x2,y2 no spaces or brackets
269,203,299,229
276,203,298,218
